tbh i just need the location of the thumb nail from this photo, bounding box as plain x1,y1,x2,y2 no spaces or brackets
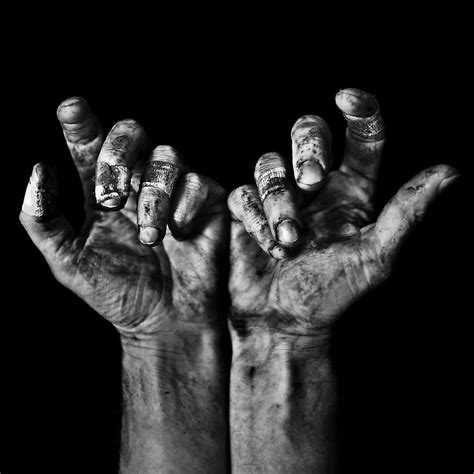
438,174,460,192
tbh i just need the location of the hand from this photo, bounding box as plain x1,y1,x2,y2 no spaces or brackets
228,88,459,340
20,97,228,338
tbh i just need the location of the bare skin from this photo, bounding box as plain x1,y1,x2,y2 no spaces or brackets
228,88,459,473
20,98,229,473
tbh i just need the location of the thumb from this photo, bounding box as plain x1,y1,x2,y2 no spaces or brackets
19,163,76,269
371,164,460,264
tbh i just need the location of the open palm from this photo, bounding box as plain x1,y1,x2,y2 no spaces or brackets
20,98,227,336
229,89,458,337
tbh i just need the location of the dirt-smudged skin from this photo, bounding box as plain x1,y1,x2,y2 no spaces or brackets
228,185,288,260
95,119,149,209
291,115,332,191
20,97,230,473
228,88,459,473
22,163,59,219
137,146,188,246
254,152,302,246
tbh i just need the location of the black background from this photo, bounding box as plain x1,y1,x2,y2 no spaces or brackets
8,41,468,473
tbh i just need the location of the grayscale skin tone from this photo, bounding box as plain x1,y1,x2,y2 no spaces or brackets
20,98,229,473
228,88,460,473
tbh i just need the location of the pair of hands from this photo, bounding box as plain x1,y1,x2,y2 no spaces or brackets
20,89,458,346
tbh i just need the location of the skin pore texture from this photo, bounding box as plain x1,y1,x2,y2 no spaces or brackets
228,88,459,472
20,97,229,473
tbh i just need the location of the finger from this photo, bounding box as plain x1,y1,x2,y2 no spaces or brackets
57,97,104,208
19,163,75,267
137,145,188,246
255,152,302,247
228,185,288,260
291,115,332,192
169,172,225,240
336,88,385,183
95,119,149,209
369,165,460,265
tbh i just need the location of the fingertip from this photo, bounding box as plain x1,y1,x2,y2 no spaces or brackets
433,164,459,178
139,226,162,246
22,162,58,218
57,97,91,124
32,161,47,179
296,160,327,191
427,164,460,192
227,185,253,218
335,88,378,117
438,174,460,192
227,188,239,212
255,152,286,176
275,219,301,247
413,164,460,188
151,145,187,170
100,196,124,209
269,244,289,260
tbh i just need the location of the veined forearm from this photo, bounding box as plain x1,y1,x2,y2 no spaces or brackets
120,330,229,474
230,330,338,473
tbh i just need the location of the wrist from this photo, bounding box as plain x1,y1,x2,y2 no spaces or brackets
230,323,332,366
229,323,337,472
121,328,228,379
118,309,227,353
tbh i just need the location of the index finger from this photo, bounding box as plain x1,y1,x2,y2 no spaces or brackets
95,119,149,209
57,97,104,207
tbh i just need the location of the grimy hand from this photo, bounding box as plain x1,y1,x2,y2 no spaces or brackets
228,88,459,339
20,98,228,338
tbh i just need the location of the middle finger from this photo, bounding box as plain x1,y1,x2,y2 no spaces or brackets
254,152,302,247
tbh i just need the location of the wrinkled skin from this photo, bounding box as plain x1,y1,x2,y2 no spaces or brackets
229,96,458,341
227,89,458,473
49,196,227,334
20,98,228,338
230,170,384,337
20,98,231,472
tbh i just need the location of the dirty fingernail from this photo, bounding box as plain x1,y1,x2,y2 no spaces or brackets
276,219,300,245
269,244,289,260
139,227,161,246
100,195,122,209
297,160,326,190
438,174,460,192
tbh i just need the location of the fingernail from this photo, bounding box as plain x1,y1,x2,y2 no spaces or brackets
276,219,300,245
139,227,161,246
269,244,289,260
297,160,326,190
57,97,90,124
438,174,460,192
100,195,122,209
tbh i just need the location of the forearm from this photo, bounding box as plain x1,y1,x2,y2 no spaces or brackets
120,330,229,473
230,329,338,473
